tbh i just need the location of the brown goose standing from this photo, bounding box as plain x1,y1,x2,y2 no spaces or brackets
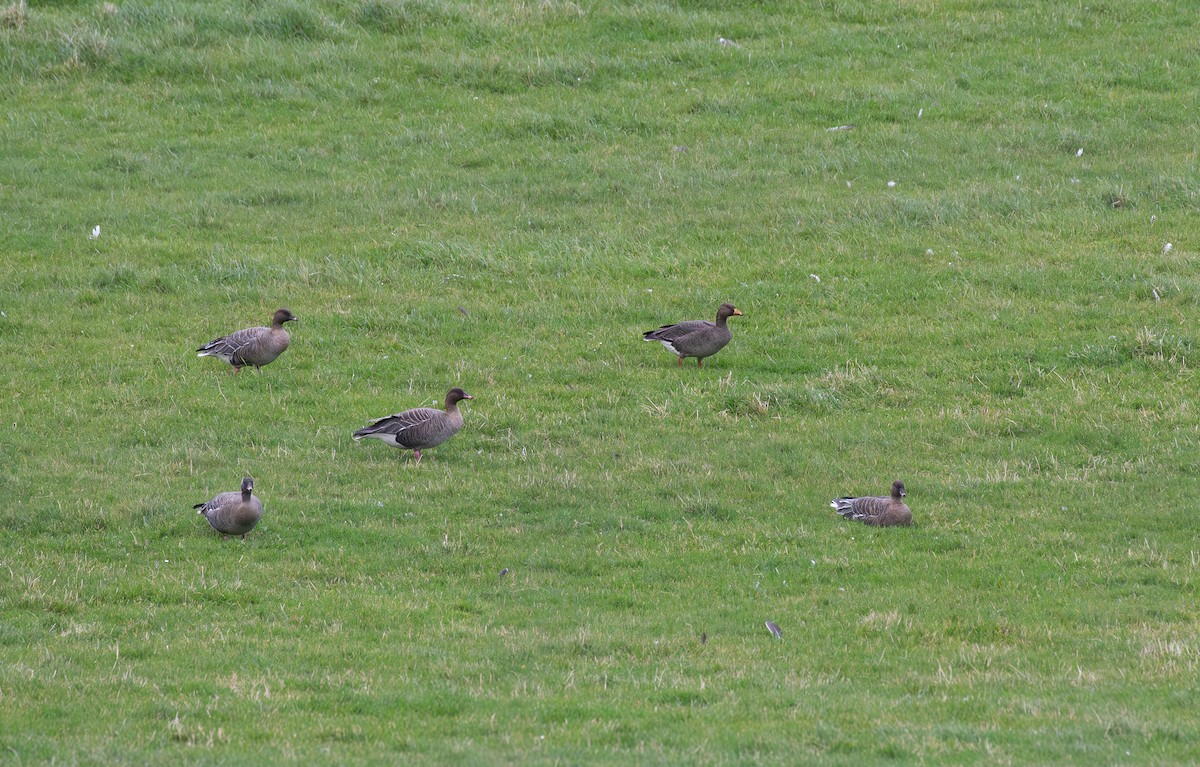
830,480,912,527
197,308,297,372
643,303,743,367
194,477,263,540
353,387,473,464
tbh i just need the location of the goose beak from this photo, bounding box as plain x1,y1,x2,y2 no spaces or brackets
463,394,473,399
733,308,743,316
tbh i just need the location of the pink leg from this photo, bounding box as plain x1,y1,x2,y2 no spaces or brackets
677,356,684,367
413,449,423,465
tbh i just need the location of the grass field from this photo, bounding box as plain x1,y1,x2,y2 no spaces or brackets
3,0,1200,763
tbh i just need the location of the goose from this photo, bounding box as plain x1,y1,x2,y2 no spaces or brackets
643,303,742,367
830,480,912,527
353,387,472,464
197,308,297,372
194,477,263,540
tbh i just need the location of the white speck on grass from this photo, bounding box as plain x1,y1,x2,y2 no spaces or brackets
1071,178,1080,184
1164,243,1173,253
926,249,934,256
826,125,853,132
809,274,820,283
1016,175,1021,180
717,37,739,48
1150,215,1157,223
89,225,100,239
1077,148,1084,157
846,180,852,188
887,180,896,187
918,108,923,118
1153,288,1161,302
810,559,816,565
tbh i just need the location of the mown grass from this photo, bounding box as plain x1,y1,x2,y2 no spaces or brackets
3,0,1200,763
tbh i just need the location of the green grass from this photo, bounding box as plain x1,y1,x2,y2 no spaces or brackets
3,0,1200,763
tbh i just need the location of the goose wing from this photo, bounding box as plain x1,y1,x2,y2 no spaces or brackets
830,495,890,522
354,407,444,444
197,326,269,361
643,319,714,343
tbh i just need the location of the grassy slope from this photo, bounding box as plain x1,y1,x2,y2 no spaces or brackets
2,0,1200,763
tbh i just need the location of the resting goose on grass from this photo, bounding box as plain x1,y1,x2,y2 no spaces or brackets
195,477,263,540
831,480,912,527
643,302,742,367
197,308,297,372
353,387,473,464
